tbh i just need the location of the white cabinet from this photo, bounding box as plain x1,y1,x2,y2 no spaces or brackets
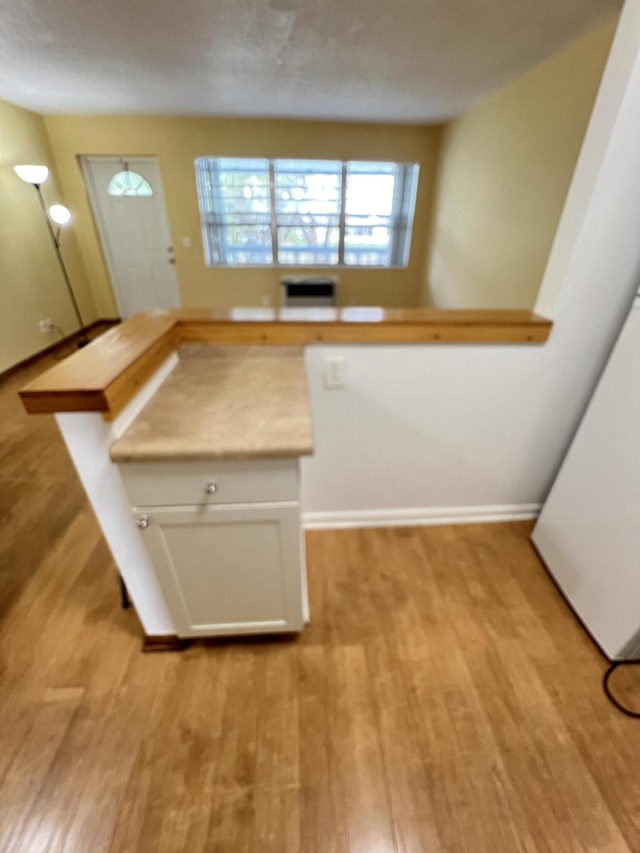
119,459,306,638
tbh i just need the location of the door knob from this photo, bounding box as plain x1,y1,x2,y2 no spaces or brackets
136,515,150,529
204,481,217,495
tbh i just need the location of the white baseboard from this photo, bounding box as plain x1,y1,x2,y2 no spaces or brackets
302,504,541,530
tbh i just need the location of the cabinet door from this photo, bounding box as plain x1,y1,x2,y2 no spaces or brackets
137,502,303,637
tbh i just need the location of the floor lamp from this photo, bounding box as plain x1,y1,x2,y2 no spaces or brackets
14,164,90,347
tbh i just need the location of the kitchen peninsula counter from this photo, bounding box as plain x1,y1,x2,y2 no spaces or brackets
16,307,552,641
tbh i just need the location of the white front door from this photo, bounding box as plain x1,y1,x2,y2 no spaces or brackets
82,156,181,318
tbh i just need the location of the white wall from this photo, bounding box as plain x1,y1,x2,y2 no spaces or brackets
300,0,640,525
56,354,179,635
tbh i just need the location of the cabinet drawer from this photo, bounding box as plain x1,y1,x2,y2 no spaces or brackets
119,458,299,507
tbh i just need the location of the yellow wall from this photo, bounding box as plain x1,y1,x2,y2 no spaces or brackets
42,116,442,313
5,18,613,333
424,17,618,309
0,100,96,372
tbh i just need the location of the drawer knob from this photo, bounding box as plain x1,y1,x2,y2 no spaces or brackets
204,481,217,495
136,515,149,530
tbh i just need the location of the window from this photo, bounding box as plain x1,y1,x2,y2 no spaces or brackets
108,170,153,197
194,158,419,267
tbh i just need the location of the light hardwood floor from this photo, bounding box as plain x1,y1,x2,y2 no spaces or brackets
2,343,640,852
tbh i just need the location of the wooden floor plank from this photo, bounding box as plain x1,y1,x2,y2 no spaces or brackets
0,689,84,852
110,651,221,853
328,644,397,853
366,635,446,853
105,653,185,853
4,343,640,852
298,645,351,853
426,527,632,853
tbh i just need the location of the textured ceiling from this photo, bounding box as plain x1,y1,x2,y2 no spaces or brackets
0,0,623,122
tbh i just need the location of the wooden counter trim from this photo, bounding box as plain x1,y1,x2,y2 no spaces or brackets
178,320,549,346
102,327,179,419
20,323,179,419
19,308,552,416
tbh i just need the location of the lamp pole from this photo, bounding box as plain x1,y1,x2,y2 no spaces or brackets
32,183,90,347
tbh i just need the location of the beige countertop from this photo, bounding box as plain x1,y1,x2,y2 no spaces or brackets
110,345,314,463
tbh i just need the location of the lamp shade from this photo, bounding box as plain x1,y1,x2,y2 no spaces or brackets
49,204,71,226
14,164,49,185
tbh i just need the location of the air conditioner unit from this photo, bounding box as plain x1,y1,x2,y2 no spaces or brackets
280,277,338,308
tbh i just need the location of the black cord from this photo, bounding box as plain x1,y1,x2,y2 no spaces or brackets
603,661,640,718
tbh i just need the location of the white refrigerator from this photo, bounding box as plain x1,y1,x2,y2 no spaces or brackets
532,291,640,660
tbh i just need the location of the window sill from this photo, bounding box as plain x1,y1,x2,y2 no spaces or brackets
203,264,410,271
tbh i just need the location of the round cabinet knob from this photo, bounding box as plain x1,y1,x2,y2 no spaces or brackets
136,515,149,530
204,481,217,495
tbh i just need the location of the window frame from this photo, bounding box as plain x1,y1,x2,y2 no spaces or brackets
194,157,420,270
107,170,154,198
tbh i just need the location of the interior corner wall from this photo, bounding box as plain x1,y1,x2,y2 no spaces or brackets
41,116,441,313
422,15,618,311
0,99,97,373
300,0,640,519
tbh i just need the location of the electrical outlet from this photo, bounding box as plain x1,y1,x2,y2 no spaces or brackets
38,318,54,334
323,355,347,389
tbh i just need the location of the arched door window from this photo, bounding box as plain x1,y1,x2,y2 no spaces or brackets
108,170,153,197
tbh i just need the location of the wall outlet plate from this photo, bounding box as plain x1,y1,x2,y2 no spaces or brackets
323,355,347,389
38,318,54,333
